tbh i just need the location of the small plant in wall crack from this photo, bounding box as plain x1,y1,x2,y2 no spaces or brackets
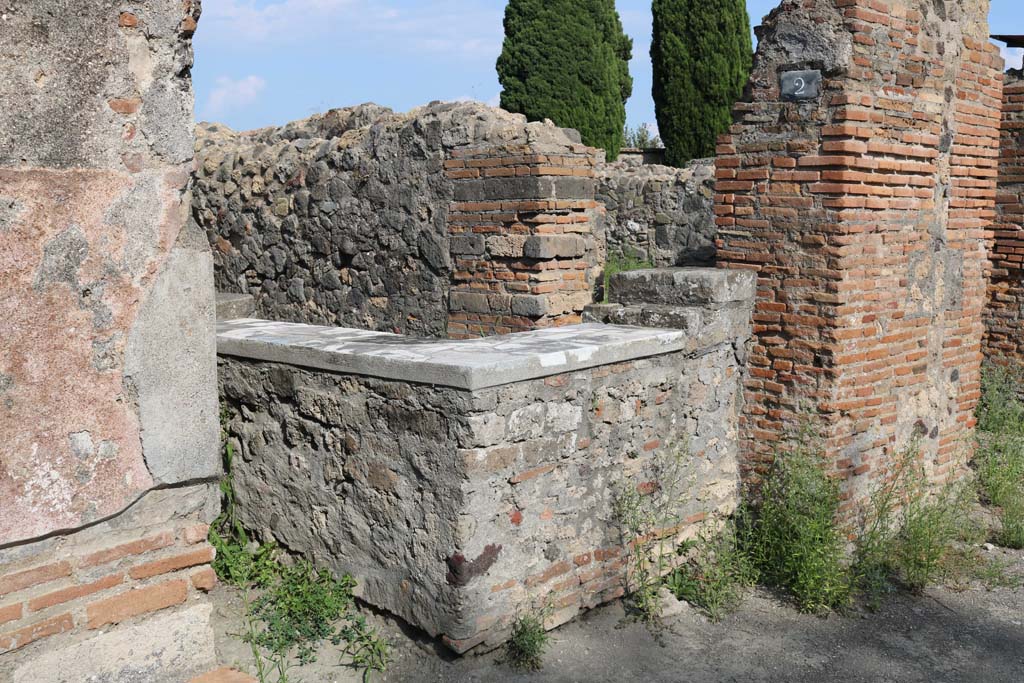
612,445,695,627
209,408,390,682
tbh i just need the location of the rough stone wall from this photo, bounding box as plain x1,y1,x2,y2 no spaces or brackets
596,158,717,266
0,1,219,676
716,0,1001,506
218,299,749,652
194,103,600,338
984,69,1024,369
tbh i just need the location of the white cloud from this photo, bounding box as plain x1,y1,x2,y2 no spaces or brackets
1000,44,1024,70
202,75,267,120
198,0,502,59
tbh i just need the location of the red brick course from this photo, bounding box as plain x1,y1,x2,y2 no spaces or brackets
86,578,188,629
0,525,216,653
984,72,1024,370
445,145,602,338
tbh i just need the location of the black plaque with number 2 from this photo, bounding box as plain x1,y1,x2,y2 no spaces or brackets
780,70,822,102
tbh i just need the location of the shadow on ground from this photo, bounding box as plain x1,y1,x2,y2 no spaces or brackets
211,548,1024,683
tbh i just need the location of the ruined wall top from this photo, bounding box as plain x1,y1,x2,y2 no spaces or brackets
194,101,601,338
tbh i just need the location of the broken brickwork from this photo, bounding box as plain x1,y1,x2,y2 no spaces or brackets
984,69,1024,370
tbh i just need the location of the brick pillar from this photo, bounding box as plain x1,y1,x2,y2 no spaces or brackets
716,0,1001,506
445,144,602,338
984,70,1024,368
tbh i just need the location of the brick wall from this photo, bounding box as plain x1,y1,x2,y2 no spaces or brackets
716,0,1001,506
445,144,602,338
0,487,219,680
0,523,215,656
984,70,1024,369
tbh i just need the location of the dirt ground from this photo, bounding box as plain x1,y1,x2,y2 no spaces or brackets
210,545,1024,683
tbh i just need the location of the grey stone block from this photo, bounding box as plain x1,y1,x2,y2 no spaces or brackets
510,294,549,318
125,245,220,485
216,292,256,320
450,234,485,256
217,319,688,391
523,235,586,259
610,267,757,307
10,604,217,683
450,291,492,314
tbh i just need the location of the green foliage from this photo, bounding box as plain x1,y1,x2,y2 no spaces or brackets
854,447,971,608
248,562,357,666
603,252,652,303
667,516,756,622
612,446,693,627
497,0,633,160
505,610,550,672
743,425,852,614
623,123,663,149
652,0,753,166
975,365,1024,549
209,413,389,682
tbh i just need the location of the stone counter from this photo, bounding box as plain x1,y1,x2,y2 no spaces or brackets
218,311,751,652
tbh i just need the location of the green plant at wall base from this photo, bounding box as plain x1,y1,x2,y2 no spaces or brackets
505,609,550,672
667,515,756,622
209,413,390,682
612,446,694,626
497,0,633,160
853,445,970,608
975,365,1024,549
603,252,652,303
743,424,852,614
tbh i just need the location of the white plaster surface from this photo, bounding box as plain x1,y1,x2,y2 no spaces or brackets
217,319,686,390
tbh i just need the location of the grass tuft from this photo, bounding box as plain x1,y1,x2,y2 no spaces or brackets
975,366,1024,549
506,611,550,672
743,424,852,614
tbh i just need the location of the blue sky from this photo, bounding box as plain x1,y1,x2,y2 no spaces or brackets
193,0,1024,132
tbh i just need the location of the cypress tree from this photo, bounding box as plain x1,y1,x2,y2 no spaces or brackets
497,0,633,161
652,0,752,166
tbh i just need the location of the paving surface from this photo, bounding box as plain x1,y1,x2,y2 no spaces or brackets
211,546,1024,683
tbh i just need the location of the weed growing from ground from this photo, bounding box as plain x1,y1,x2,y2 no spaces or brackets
505,609,550,672
975,365,1024,549
209,412,389,682
743,424,851,614
854,446,971,608
666,515,756,622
